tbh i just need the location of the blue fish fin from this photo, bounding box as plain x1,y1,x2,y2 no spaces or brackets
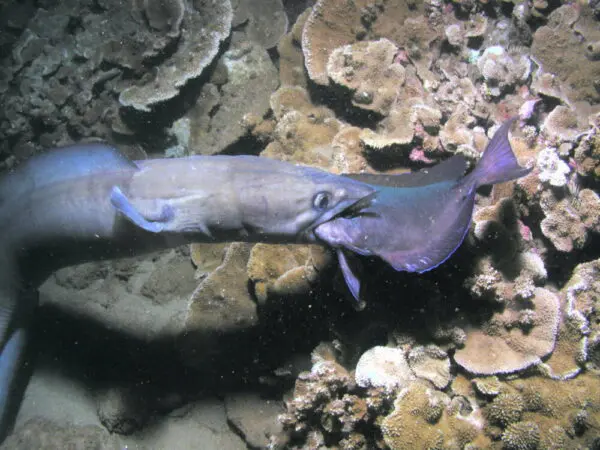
378,192,476,273
337,250,366,310
466,117,532,187
110,187,173,233
344,155,467,188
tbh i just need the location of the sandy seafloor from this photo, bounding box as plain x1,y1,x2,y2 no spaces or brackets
0,0,599,448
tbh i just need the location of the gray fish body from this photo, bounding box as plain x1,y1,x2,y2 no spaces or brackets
0,144,375,440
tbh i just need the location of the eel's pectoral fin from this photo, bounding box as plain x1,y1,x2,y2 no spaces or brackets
110,186,174,233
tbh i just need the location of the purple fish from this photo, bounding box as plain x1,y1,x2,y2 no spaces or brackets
314,118,531,306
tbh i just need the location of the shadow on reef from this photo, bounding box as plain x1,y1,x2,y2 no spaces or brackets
25,280,358,423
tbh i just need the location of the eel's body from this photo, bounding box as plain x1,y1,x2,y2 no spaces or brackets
0,144,375,439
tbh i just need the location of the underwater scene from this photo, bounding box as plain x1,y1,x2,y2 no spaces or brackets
0,0,599,448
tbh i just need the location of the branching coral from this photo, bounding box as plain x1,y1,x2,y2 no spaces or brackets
277,347,394,449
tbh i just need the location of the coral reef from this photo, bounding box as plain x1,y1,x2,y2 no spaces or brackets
483,373,600,449
354,346,415,390
119,0,232,111
454,288,561,375
247,244,331,305
3,0,600,448
233,0,288,49
531,4,600,105
326,38,405,115
276,346,394,449
177,38,279,155
381,382,488,450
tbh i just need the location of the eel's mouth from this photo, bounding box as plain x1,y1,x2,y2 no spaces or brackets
303,190,377,241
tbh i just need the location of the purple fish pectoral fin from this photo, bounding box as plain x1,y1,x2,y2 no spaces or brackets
110,186,173,233
337,250,366,310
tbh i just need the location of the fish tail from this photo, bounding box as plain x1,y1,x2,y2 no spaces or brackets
0,254,34,442
465,117,531,188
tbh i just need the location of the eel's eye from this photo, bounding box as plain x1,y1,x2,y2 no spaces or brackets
313,192,332,210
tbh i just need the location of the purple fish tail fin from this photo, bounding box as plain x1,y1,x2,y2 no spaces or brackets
465,117,531,188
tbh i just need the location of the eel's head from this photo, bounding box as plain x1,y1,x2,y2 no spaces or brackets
239,167,377,242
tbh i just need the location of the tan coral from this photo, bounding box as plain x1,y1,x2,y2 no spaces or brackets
190,243,229,278
329,126,373,174
140,0,185,35
262,87,342,168
381,382,486,450
187,40,279,155
541,105,586,143
531,4,600,105
277,8,310,87
278,351,393,449
180,243,257,366
439,107,477,152
541,259,600,379
472,376,502,398
247,244,331,305
302,0,435,86
539,188,600,252
573,128,600,180
407,345,451,389
269,85,315,120
486,393,525,427
119,0,233,111
483,373,600,449
326,38,405,115
234,0,288,49
501,421,540,450
360,106,415,149
454,288,560,375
